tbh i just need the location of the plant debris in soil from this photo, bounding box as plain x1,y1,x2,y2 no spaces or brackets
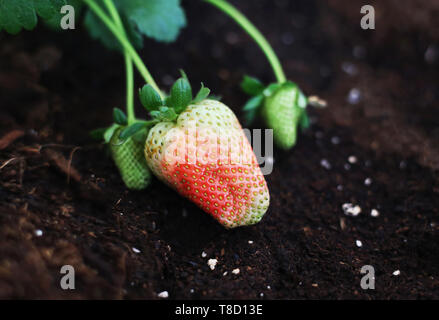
0,0,438,299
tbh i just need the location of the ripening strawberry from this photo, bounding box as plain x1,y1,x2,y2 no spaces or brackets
141,81,270,228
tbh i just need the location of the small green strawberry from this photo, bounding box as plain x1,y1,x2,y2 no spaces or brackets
90,108,153,190
241,76,310,150
262,82,309,150
140,74,270,228
110,127,152,190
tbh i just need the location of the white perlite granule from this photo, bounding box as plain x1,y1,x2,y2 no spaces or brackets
157,291,169,298
208,259,218,270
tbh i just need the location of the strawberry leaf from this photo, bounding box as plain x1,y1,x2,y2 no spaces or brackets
113,108,128,125
139,84,163,111
84,7,143,51
0,0,37,34
241,75,265,96
168,77,192,114
85,0,186,49
0,0,79,34
42,0,83,31
193,83,211,103
119,0,186,43
35,0,66,20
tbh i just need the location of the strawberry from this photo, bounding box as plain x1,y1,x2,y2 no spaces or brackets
139,76,270,228
110,127,152,190
241,76,309,150
261,82,306,150
90,108,152,190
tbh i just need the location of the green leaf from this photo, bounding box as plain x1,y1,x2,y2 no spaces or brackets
118,0,186,43
119,122,145,140
85,0,186,48
0,0,81,34
139,84,163,111
113,108,128,125
167,78,192,113
35,0,66,20
84,7,143,51
43,0,83,31
241,75,265,96
0,0,37,34
193,83,211,103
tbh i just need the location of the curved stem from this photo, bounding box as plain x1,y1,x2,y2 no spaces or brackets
204,0,286,84
83,0,164,100
103,0,136,124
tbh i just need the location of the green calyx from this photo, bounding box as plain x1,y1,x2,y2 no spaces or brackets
90,108,156,144
241,75,310,150
139,71,211,122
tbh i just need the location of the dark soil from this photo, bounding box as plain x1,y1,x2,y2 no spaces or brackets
1,0,438,299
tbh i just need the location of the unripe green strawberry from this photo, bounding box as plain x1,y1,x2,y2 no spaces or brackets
144,99,270,229
262,82,305,150
241,76,309,150
110,127,152,190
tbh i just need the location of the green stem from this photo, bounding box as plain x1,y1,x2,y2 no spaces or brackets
102,0,135,124
83,0,164,100
204,0,287,84
124,53,135,124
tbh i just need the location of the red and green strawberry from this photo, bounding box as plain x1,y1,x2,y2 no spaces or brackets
139,74,270,228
